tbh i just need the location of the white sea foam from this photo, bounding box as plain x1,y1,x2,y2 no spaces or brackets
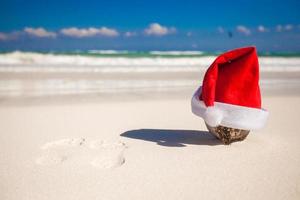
149,51,204,55
88,50,130,54
0,51,211,66
0,51,300,73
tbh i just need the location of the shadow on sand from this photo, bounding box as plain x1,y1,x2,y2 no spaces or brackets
120,129,222,147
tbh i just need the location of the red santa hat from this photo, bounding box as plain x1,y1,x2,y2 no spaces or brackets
191,46,269,130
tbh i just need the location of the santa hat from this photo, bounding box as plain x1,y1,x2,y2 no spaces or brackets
191,46,269,130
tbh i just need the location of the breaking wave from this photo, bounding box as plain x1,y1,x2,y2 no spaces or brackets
0,51,300,73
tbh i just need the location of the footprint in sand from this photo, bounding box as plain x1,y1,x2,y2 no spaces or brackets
36,138,86,166
88,140,127,169
36,138,127,169
41,138,86,150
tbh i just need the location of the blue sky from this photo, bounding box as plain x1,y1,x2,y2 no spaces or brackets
0,0,300,52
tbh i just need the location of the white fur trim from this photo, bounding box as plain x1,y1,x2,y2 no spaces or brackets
191,86,269,130
204,107,223,127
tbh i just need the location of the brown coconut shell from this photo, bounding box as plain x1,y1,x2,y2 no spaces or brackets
205,123,250,145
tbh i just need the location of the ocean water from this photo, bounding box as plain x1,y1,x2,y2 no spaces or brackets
0,50,299,98
1,50,300,72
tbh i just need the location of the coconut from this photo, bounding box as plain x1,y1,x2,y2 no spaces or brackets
205,123,249,145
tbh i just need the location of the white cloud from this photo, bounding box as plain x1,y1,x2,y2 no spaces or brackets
124,31,137,37
60,27,119,38
0,32,9,41
257,25,268,32
276,24,294,32
97,27,119,37
144,23,176,36
24,27,56,38
217,26,225,33
236,25,251,35
284,24,293,31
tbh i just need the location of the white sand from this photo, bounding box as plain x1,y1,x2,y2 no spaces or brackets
0,93,300,200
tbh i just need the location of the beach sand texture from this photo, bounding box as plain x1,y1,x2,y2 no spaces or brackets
0,94,299,200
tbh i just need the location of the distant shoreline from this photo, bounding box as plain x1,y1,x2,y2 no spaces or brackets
1,50,300,58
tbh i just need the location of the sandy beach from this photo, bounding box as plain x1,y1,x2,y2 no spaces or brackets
1,75,300,199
